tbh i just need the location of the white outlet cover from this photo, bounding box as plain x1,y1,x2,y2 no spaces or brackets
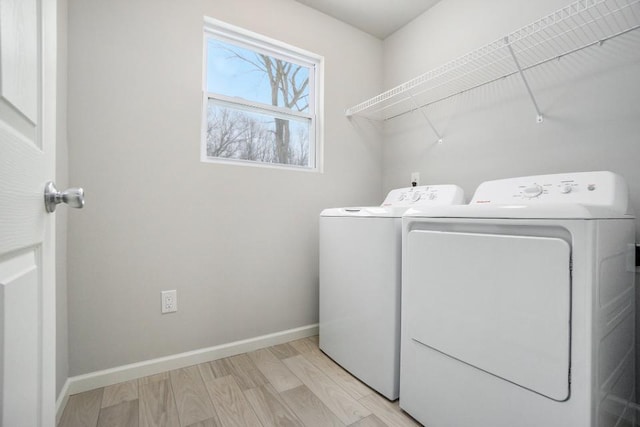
161,290,177,314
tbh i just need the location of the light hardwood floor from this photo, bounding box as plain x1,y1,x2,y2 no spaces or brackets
58,336,421,427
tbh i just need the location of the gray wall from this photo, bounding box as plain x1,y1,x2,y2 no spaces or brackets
56,0,69,397
66,0,383,375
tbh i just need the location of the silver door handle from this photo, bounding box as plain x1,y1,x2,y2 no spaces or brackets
44,181,85,213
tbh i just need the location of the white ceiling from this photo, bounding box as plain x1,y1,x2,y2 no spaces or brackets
294,0,441,39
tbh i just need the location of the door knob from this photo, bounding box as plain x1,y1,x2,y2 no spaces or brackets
44,181,85,213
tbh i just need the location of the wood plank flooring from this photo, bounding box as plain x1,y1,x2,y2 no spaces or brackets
58,336,421,427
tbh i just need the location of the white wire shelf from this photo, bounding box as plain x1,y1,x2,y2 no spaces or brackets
345,0,640,121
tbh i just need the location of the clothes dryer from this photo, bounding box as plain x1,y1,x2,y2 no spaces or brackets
320,185,464,400
401,171,635,427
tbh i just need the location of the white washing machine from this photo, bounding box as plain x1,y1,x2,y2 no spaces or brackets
319,184,464,400
401,171,636,427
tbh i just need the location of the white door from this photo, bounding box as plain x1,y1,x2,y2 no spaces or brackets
0,0,57,425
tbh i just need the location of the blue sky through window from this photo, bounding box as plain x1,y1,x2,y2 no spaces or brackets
206,38,310,112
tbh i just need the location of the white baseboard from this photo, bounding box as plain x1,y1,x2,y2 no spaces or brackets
55,323,318,423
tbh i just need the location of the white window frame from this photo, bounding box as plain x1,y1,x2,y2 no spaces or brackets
202,17,324,172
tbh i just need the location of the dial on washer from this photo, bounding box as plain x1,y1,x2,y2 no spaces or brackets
522,184,543,198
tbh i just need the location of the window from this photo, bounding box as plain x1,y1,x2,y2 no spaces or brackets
202,18,323,171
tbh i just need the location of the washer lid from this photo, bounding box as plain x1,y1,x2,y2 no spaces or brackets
321,206,407,218
321,184,465,218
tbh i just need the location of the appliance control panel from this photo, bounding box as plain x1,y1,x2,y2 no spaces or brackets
382,185,464,207
470,171,628,210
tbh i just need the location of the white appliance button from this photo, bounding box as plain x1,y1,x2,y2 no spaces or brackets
560,185,572,194
411,192,422,202
398,193,406,201
522,184,543,198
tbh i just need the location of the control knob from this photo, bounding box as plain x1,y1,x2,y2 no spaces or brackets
560,185,572,194
522,184,543,198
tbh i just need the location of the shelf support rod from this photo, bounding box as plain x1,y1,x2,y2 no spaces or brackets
505,37,544,123
409,93,443,144
418,107,444,144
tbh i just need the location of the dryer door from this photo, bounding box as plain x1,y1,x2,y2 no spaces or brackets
405,230,571,401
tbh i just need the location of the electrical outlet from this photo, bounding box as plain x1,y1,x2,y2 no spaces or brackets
411,172,420,187
161,290,177,314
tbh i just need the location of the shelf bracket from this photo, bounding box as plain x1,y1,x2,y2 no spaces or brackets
409,94,444,144
505,37,544,124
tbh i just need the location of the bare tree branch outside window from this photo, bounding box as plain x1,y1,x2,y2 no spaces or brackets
205,39,312,167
